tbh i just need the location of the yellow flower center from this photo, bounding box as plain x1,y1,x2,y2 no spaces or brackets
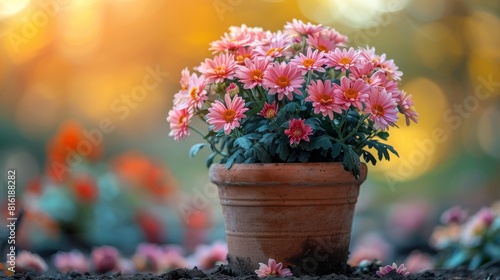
215,65,226,75
292,127,303,137
178,115,186,124
190,87,199,99
276,76,290,88
223,109,236,123
266,47,283,56
339,57,352,65
302,58,315,68
319,94,333,105
250,69,263,82
318,45,328,53
372,104,385,117
236,54,251,64
265,109,276,119
344,88,358,100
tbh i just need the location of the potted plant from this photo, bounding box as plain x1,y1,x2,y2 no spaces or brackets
166,19,418,276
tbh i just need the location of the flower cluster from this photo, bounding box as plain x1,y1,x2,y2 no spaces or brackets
430,202,500,269
167,19,418,176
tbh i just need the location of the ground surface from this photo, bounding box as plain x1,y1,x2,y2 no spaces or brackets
4,264,500,279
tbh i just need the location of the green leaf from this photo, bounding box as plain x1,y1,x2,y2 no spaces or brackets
362,150,376,165
234,137,252,149
376,131,389,140
342,145,360,179
260,133,276,147
306,135,333,151
331,142,342,159
189,143,208,158
254,144,272,163
276,141,290,161
205,153,216,168
226,149,243,169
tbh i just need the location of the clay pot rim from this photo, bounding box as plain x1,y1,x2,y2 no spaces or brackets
209,162,367,185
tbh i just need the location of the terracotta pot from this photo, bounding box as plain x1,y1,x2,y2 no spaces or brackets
209,162,368,276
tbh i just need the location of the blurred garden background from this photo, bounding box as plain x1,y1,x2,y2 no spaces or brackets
0,0,499,274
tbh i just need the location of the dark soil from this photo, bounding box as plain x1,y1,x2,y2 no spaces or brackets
3,264,500,280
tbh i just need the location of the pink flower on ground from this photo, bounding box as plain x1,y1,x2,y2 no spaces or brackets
325,47,360,71
284,118,313,145
193,241,228,270
235,57,270,89
258,101,279,119
404,250,435,273
440,206,468,225
16,251,48,273
206,94,249,135
364,88,398,131
334,76,370,110
162,246,189,270
91,246,120,273
198,53,237,84
167,107,192,141
398,91,419,126
53,250,89,273
255,258,293,278
290,47,326,75
376,263,410,278
262,61,305,101
305,79,343,120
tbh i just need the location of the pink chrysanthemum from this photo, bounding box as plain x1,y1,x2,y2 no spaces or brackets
262,61,305,101
209,31,251,54
17,251,49,273
198,53,237,84
185,74,208,110
53,250,89,273
255,258,293,278
290,47,326,75
376,263,410,277
284,18,324,37
398,90,419,126
179,67,190,91
253,32,292,59
235,57,270,89
234,47,254,65
206,94,249,135
364,88,399,131
167,107,192,142
381,59,403,81
305,79,343,120
225,82,240,96
258,101,279,119
334,76,370,109
284,118,313,145
306,33,336,53
321,28,348,47
349,62,385,87
325,47,360,72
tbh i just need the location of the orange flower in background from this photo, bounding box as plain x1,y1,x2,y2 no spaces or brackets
72,175,99,203
46,121,103,182
112,152,178,199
